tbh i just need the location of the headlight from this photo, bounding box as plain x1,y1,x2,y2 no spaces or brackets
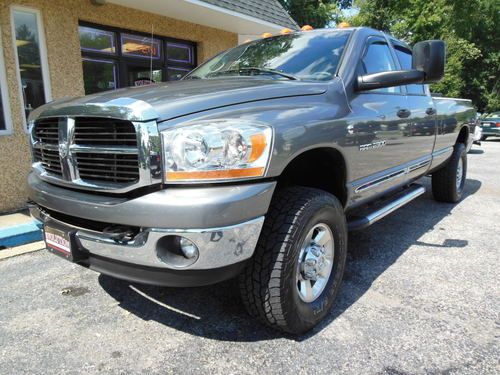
161,120,272,182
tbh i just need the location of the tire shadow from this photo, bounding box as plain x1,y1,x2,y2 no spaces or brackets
98,178,481,342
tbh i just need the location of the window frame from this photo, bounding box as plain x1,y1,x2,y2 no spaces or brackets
391,40,428,97
357,36,404,95
10,5,52,132
78,21,197,94
0,24,13,136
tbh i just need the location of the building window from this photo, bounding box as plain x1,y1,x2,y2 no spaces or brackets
11,7,51,126
0,25,13,135
79,26,116,54
82,58,117,94
79,23,197,95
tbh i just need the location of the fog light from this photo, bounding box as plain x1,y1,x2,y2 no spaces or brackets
156,235,200,268
180,238,199,259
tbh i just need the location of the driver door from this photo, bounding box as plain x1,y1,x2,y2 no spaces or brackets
346,37,413,202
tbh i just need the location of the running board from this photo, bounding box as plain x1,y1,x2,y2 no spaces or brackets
347,184,425,231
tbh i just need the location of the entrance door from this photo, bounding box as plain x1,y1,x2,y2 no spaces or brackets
124,64,163,87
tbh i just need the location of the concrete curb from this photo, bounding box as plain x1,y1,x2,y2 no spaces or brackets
0,241,45,260
0,221,43,248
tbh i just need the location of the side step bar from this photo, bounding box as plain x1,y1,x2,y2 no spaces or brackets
347,184,425,231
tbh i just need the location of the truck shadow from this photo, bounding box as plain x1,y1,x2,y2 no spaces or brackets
98,177,481,342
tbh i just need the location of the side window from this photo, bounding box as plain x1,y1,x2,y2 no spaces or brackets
394,46,426,95
0,23,13,135
360,41,401,93
11,7,51,128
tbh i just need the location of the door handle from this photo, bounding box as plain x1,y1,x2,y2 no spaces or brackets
426,107,436,116
397,109,411,118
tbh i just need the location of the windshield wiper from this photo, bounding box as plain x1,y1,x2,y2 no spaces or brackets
207,67,298,80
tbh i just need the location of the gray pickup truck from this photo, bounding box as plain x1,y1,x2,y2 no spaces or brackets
28,27,475,334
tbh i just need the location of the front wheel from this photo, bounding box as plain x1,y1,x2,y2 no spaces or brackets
432,143,467,203
239,186,347,334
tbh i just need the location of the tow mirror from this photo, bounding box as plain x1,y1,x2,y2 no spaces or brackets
412,40,445,83
357,70,425,91
356,39,446,91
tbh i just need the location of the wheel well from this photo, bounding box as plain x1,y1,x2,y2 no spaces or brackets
276,148,347,206
456,125,469,145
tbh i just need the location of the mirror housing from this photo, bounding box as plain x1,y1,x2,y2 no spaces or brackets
355,39,446,92
357,69,425,91
412,40,445,83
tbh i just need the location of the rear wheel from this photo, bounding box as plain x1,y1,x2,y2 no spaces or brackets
432,143,467,203
239,186,347,334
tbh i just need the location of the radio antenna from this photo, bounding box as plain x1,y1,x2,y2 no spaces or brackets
150,24,154,82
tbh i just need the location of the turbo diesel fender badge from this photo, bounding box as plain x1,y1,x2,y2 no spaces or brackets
359,140,386,151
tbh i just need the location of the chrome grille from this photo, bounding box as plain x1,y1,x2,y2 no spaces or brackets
32,117,144,188
34,118,59,144
33,148,62,176
74,118,138,146
75,153,139,183
73,118,139,183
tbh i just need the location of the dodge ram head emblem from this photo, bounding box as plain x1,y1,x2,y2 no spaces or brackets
58,140,69,158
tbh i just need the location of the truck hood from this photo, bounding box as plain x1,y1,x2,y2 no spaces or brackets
29,78,328,123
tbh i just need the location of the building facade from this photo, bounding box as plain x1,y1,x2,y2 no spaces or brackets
0,0,297,212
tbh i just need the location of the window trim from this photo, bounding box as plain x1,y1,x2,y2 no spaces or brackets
78,21,197,94
391,42,428,97
0,24,13,136
357,36,404,95
10,5,52,132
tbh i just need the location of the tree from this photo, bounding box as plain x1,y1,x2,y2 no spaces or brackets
347,0,499,112
279,0,352,28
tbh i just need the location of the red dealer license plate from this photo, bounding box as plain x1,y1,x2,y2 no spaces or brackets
44,223,75,261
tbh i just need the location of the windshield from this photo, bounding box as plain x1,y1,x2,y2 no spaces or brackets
185,30,351,81
482,112,500,119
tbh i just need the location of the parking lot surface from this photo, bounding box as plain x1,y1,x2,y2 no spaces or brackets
1,140,498,375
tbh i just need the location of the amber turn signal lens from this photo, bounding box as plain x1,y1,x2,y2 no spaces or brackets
301,25,313,31
167,167,265,181
261,32,273,38
248,133,267,163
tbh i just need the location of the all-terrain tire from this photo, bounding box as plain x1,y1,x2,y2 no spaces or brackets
239,186,347,334
432,143,467,203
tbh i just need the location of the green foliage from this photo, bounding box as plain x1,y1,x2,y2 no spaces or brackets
278,1,352,28
347,0,499,112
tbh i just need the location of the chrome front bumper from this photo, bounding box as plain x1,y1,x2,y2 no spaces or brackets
31,205,264,270
28,173,275,271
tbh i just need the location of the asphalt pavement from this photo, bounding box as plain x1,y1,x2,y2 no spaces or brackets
1,140,498,374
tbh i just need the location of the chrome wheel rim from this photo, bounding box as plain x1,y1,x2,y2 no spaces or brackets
296,223,335,303
456,158,463,191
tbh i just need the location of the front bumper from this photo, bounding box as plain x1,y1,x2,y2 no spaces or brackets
28,173,275,285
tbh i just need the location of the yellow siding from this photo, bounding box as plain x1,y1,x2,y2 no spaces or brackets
0,0,237,212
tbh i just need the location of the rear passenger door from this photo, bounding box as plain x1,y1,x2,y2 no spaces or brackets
392,43,437,177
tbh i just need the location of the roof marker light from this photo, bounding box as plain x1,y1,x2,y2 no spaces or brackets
337,22,351,28
301,25,313,31
261,32,273,38
280,28,292,35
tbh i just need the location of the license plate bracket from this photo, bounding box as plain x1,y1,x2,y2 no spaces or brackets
44,221,86,262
